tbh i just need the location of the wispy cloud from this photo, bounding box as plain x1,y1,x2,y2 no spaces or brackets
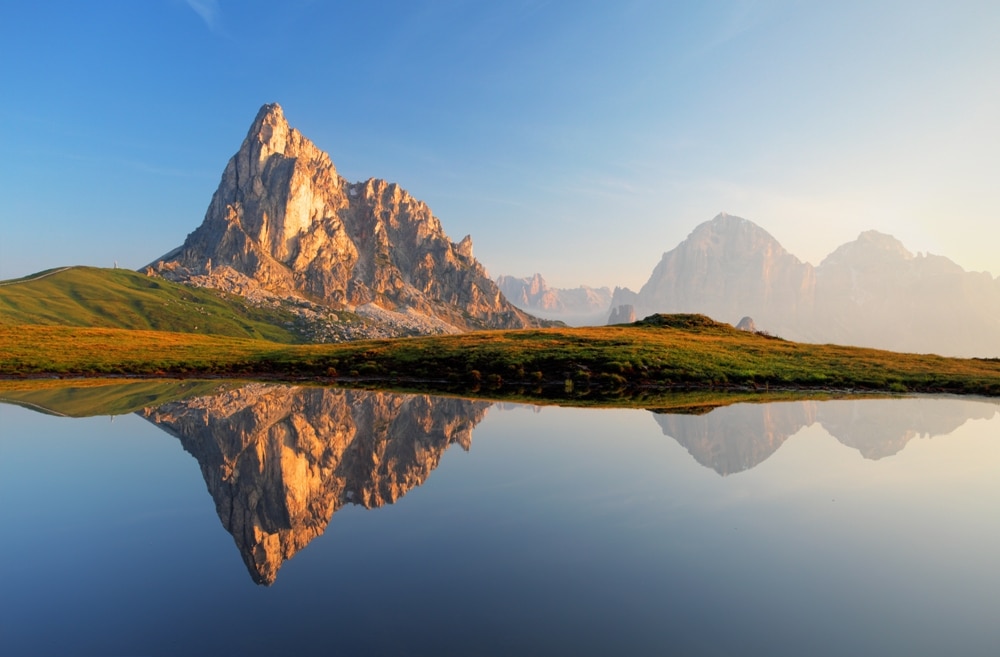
185,0,221,31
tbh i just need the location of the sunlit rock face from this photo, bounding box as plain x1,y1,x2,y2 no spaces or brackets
148,103,537,332
141,384,490,585
653,397,999,475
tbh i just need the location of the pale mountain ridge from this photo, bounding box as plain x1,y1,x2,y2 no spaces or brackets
148,103,541,335
609,213,1000,357
495,272,612,322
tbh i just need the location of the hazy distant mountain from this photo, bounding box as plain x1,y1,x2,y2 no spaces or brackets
147,103,540,334
653,397,999,475
496,273,612,322
611,213,1000,357
610,214,814,338
813,230,1000,355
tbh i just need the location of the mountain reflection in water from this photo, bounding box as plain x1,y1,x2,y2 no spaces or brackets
3,383,1000,656
653,397,999,475
124,384,999,584
140,385,489,585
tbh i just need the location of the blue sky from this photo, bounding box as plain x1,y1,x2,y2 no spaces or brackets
2,1,998,288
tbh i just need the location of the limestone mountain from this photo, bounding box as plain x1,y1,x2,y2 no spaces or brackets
148,103,538,333
609,214,815,339
496,272,611,322
813,231,1000,355
611,213,1000,357
141,384,490,585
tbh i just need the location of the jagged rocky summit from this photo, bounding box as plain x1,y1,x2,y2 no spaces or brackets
610,213,1000,357
148,103,539,334
496,272,611,321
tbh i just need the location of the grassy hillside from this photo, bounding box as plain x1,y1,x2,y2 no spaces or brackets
0,378,229,417
0,266,301,342
3,315,1000,400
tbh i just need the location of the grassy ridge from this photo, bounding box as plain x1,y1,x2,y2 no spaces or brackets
3,316,1000,398
0,266,301,342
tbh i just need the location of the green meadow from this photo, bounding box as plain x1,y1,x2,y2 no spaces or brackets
3,316,1000,401
0,266,301,342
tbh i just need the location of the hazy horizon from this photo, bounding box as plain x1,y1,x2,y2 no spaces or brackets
2,1,998,289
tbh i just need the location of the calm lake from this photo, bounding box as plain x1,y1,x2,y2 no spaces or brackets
1,383,998,656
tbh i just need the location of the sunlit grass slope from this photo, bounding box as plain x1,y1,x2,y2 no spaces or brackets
3,315,1000,397
0,266,300,342
0,378,229,417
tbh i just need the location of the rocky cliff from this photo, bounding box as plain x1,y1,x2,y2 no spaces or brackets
147,104,538,333
611,213,1000,357
141,384,490,585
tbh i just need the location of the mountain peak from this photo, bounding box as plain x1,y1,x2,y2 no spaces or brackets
687,213,785,252
821,230,913,268
243,102,306,164
619,212,812,333
856,230,910,252
710,212,753,227
248,103,289,140
253,102,285,125
148,103,539,334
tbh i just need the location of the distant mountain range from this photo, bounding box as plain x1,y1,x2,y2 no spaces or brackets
495,273,611,321
609,213,1000,357
6,102,995,355
147,103,541,335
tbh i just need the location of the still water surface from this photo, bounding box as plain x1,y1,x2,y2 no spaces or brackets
1,384,998,656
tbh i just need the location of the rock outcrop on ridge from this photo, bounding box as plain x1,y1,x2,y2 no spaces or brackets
141,384,490,585
147,103,539,333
